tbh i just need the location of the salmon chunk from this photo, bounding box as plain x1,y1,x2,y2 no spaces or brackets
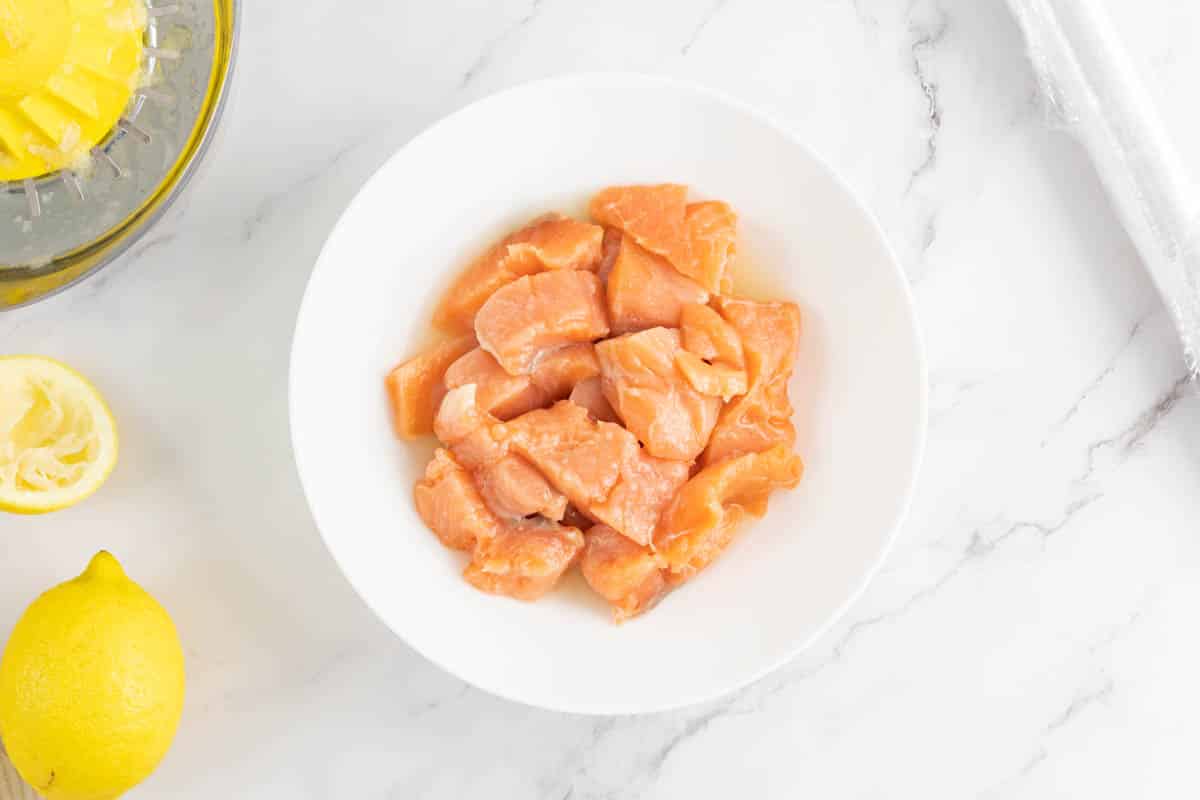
679,302,753,400
504,400,640,507
655,444,803,580
589,184,693,274
413,448,502,551
504,216,604,273
475,270,610,375
674,350,749,401
580,525,668,622
434,385,566,520
585,449,689,547
476,455,569,521
504,396,687,544
568,376,618,423
464,520,585,601
444,347,546,420
433,383,497,454
607,235,709,334
531,343,601,399
596,327,721,461
596,227,622,285
384,335,476,439
683,201,738,293
702,298,802,466
680,303,744,368
434,214,604,332
445,343,597,421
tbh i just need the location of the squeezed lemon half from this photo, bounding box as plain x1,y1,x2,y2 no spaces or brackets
0,356,118,513
0,0,146,181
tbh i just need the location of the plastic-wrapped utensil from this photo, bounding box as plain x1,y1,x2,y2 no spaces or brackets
0,745,36,800
1008,0,1200,379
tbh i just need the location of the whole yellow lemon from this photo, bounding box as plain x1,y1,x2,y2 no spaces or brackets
0,552,185,799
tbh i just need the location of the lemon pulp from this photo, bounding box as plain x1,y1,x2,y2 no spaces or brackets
0,356,118,514
0,0,146,182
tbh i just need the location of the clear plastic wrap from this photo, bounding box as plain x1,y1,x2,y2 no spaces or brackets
0,747,36,800
1009,0,1200,378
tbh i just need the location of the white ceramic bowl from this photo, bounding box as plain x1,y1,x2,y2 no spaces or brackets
290,74,927,714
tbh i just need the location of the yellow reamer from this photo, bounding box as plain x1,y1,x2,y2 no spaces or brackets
0,0,145,182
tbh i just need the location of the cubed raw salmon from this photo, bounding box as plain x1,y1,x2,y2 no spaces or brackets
433,385,566,520
434,214,604,332
674,350,748,401
655,444,803,580
433,383,494,450
504,400,639,507
585,448,689,547
702,298,801,466
404,188,805,616
475,270,610,375
503,396,687,544
580,524,668,622
680,303,744,368
531,343,601,399
589,184,693,275
478,341,698,545
596,227,622,285
567,376,618,423
595,327,721,462
434,385,508,473
464,520,585,601
445,347,546,420
683,201,737,293
606,235,709,334
384,335,476,439
476,454,569,521
413,448,502,551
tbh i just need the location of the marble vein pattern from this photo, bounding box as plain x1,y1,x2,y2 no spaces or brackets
2,1,1200,797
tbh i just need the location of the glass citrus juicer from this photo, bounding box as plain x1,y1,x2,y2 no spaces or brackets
0,0,238,309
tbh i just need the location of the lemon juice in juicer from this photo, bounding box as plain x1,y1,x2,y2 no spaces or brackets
0,0,237,309
0,0,146,183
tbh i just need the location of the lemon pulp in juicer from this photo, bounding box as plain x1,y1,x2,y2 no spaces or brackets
0,0,145,182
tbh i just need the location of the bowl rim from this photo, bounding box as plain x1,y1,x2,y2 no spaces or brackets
288,71,929,714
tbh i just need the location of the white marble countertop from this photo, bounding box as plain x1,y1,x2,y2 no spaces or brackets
4,1,1200,797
